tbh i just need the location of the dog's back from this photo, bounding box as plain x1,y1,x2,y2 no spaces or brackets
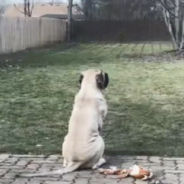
64,93,103,162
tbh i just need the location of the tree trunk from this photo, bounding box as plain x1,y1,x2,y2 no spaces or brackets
162,7,177,49
27,0,31,17
180,14,184,50
175,0,180,48
24,0,27,17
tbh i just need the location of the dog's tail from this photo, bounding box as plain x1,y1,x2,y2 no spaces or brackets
18,162,81,177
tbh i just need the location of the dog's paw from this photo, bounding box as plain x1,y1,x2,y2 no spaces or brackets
92,164,99,170
63,162,67,168
63,159,68,168
92,158,106,170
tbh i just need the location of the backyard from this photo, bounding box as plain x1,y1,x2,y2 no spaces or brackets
0,42,184,157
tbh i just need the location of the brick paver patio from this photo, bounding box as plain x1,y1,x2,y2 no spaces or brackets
0,154,183,184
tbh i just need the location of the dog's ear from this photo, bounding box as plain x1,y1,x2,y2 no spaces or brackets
79,74,84,88
104,72,109,88
96,72,109,89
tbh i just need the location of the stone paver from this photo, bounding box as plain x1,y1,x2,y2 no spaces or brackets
0,154,183,184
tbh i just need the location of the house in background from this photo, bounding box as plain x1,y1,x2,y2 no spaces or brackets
4,3,80,18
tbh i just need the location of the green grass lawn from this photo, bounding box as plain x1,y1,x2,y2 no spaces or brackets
0,42,184,156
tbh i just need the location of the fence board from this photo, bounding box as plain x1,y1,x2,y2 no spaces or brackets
0,17,66,54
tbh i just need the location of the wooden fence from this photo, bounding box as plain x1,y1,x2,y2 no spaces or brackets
0,17,66,54
72,20,171,42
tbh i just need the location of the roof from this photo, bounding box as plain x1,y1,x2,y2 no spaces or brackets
41,14,84,20
4,3,78,17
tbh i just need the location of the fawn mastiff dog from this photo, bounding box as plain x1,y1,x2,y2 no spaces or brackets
19,69,109,177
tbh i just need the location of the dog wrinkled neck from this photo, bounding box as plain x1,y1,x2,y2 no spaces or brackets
80,84,101,94
76,82,104,104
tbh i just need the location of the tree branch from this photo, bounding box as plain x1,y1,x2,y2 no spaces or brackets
30,0,34,16
159,0,176,18
13,4,25,14
49,0,54,5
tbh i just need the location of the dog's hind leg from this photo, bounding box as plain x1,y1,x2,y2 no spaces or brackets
92,136,106,170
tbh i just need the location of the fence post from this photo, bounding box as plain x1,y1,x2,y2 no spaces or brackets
67,0,73,42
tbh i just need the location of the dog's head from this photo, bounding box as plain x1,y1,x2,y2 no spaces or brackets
79,69,109,90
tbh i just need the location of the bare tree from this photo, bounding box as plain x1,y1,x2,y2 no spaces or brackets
156,0,184,51
0,1,7,15
14,0,34,17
